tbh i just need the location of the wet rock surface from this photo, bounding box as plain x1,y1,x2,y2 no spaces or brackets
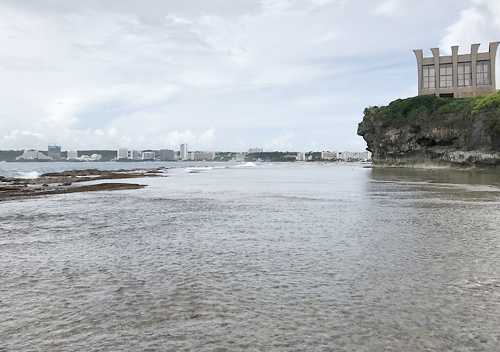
0,167,166,201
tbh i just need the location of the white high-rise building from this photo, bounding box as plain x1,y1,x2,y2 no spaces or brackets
341,151,371,161
180,143,188,160
67,150,78,160
142,151,156,160
296,152,306,161
117,148,128,159
128,150,140,160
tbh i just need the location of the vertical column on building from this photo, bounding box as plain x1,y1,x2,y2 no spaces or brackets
413,49,423,95
489,42,499,92
452,45,458,97
431,47,440,96
471,43,480,96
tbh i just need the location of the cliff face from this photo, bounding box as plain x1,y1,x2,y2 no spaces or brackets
357,93,500,168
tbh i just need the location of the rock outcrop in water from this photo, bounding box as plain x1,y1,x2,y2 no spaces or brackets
0,168,166,201
357,91,500,168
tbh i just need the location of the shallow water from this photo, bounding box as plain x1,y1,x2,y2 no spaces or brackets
1,163,500,351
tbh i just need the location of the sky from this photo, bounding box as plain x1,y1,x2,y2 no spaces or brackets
1,0,500,152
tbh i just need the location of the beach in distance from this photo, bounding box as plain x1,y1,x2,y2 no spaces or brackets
1,162,500,351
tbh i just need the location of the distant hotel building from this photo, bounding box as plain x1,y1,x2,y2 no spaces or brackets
159,149,175,161
48,145,61,160
414,42,499,98
180,143,188,160
16,150,52,160
248,147,263,153
321,151,340,160
67,150,78,160
128,150,140,160
341,151,372,161
189,151,215,161
141,151,156,160
117,148,128,159
296,152,306,161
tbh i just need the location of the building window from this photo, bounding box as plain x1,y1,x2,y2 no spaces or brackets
476,60,491,85
422,65,435,89
457,62,472,86
440,63,453,88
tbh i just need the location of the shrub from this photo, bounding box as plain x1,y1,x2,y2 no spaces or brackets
471,90,500,115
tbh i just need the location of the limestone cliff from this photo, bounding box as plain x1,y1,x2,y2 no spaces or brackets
357,92,500,168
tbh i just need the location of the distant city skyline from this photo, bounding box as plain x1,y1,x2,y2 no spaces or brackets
1,1,500,152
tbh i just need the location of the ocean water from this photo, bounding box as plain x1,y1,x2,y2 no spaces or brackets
1,162,500,351
0,161,220,179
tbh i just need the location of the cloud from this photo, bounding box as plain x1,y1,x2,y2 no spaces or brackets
265,131,295,151
440,8,487,52
2,0,500,152
163,130,197,147
305,140,317,151
198,128,216,146
375,0,405,17
161,129,216,149
2,130,45,149
440,0,500,53
0,56,56,72
108,128,118,137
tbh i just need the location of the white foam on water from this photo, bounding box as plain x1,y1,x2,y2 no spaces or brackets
235,162,257,168
18,171,40,179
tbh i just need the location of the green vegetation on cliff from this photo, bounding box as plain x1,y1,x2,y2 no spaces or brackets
362,91,500,140
358,91,500,167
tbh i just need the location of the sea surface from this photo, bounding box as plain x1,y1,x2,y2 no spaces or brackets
1,162,500,351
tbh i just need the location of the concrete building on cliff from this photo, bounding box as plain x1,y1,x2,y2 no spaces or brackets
413,42,499,98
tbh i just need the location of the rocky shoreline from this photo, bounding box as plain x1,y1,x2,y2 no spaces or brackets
0,167,166,202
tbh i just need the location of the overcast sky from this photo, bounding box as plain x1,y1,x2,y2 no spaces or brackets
1,0,500,152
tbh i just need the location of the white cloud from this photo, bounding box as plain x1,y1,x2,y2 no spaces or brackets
375,0,404,17
162,129,216,149
1,0,499,152
265,131,295,151
108,128,118,137
305,140,317,151
2,130,45,149
3,130,44,140
163,130,197,148
198,128,216,146
440,0,500,53
440,8,487,53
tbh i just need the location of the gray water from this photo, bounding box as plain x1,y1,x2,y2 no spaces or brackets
1,163,500,351
0,161,220,179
